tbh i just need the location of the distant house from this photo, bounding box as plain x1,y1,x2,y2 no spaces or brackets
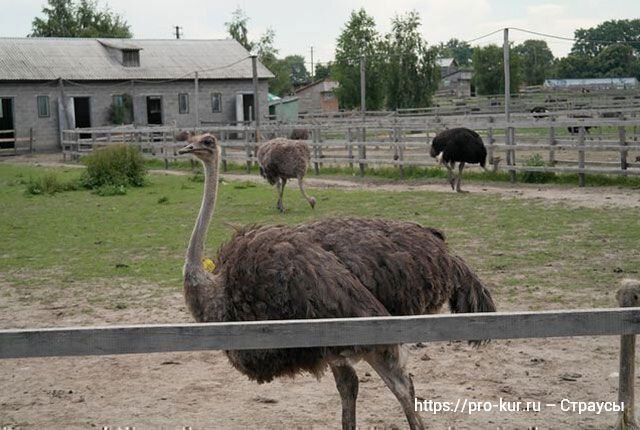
543,77,638,91
0,37,273,151
268,94,299,122
294,78,339,114
436,58,472,97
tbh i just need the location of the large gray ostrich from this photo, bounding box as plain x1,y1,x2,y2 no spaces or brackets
178,133,496,430
430,127,487,193
256,138,316,212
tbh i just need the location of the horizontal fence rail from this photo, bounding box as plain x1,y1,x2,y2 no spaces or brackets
58,109,640,183
2,308,640,359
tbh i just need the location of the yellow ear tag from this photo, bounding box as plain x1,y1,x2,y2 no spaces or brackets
202,258,216,273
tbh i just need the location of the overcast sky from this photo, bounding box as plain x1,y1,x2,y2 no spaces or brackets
3,0,640,68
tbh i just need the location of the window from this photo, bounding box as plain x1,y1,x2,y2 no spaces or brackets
179,93,189,114
37,95,49,117
211,93,222,113
113,94,124,107
122,50,140,67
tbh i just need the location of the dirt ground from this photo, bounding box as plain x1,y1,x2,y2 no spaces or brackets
1,153,638,429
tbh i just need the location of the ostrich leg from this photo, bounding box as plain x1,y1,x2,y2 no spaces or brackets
297,177,316,209
366,349,425,430
276,178,287,212
456,162,468,193
331,363,359,430
445,161,456,190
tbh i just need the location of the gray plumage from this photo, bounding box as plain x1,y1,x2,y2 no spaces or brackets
178,134,496,430
257,138,316,212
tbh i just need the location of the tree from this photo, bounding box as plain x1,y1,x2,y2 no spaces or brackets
513,40,554,86
30,0,131,38
437,38,473,66
314,62,333,80
384,11,439,109
552,54,594,79
225,7,253,51
472,45,521,95
333,8,386,110
572,19,640,57
594,44,640,78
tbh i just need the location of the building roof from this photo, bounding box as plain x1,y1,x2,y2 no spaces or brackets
436,58,457,68
0,37,274,81
544,77,638,87
294,78,338,94
268,95,298,106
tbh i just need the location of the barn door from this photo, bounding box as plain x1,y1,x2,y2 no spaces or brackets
235,93,244,124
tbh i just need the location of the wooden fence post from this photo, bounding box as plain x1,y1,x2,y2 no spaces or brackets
245,128,251,174
578,126,586,187
620,126,628,176
29,128,34,154
347,128,353,169
616,285,640,430
359,125,367,177
549,123,556,166
221,131,228,173
313,128,320,175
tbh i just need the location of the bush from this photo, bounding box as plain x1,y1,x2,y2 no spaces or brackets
25,173,80,195
520,153,555,184
81,144,147,189
94,184,127,196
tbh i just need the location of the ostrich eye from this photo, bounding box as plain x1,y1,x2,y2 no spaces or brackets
203,137,215,147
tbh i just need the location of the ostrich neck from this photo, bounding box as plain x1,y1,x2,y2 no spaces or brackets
186,154,219,267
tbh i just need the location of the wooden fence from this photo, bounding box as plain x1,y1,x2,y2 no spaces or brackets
2,307,640,427
60,109,640,185
0,128,34,155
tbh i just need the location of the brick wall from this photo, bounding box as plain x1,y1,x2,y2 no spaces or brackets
0,79,269,152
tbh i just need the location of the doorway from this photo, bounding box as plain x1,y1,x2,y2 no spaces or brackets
0,98,14,149
73,97,91,128
146,96,163,125
235,93,255,124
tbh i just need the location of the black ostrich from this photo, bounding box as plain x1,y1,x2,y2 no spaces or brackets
430,127,487,193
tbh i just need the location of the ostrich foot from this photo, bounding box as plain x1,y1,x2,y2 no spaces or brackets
456,189,469,193
309,197,317,209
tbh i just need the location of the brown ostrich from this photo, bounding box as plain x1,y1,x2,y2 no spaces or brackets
256,138,316,212
178,133,496,430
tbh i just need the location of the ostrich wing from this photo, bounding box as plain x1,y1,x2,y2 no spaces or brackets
217,225,390,322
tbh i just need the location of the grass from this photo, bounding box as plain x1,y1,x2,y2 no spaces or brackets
1,164,639,315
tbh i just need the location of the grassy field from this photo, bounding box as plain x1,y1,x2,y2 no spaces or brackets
1,163,639,320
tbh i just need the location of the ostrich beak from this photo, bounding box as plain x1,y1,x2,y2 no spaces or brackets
178,144,194,154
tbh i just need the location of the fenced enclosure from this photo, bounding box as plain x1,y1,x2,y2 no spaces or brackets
0,128,34,155
61,108,640,185
2,306,640,427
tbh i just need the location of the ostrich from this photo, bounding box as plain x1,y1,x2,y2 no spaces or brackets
256,138,316,212
177,132,496,430
430,127,487,193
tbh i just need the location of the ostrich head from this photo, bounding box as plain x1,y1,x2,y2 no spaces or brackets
177,134,219,163
430,138,445,158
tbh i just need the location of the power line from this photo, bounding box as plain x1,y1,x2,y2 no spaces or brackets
510,26,640,45
462,28,504,44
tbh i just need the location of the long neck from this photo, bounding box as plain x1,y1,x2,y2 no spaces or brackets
186,153,219,266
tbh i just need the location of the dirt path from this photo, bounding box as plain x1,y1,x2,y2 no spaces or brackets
4,153,638,209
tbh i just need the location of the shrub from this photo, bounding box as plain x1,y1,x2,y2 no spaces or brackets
94,184,127,196
25,173,80,195
520,153,555,184
81,144,147,189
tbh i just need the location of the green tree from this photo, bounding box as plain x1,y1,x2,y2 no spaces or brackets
314,62,333,80
333,8,386,110
552,54,593,79
437,38,473,66
472,44,521,95
594,44,640,78
225,7,253,51
384,11,439,109
513,40,554,86
572,19,640,57
30,0,131,38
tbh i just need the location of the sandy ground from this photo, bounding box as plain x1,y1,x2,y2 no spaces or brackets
1,153,638,429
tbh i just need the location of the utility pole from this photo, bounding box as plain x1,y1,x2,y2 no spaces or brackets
174,26,182,39
503,27,515,182
310,46,314,80
194,71,199,128
251,55,260,141
360,56,366,115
